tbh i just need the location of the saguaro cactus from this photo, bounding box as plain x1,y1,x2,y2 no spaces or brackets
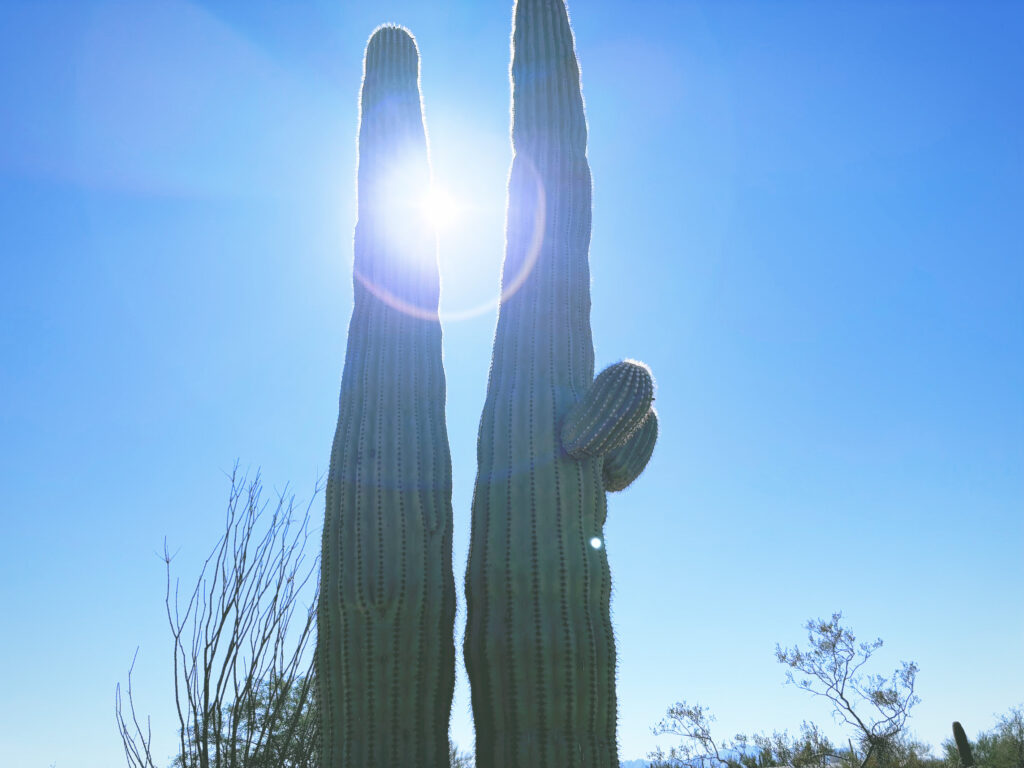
316,26,454,768
464,1,658,766
953,722,975,768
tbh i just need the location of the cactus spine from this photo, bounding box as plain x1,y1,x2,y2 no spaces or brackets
316,26,454,768
953,722,975,768
464,1,657,766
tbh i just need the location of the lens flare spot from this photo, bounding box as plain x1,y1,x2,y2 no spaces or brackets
590,537,602,550
420,184,460,230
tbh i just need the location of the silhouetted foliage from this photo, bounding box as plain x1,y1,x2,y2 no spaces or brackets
943,708,1024,768
650,613,929,768
167,673,318,768
648,706,842,768
775,612,920,768
116,467,321,768
449,740,475,768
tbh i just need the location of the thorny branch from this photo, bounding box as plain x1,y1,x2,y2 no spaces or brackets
116,465,323,768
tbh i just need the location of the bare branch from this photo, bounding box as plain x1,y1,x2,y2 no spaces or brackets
776,613,920,768
116,465,323,768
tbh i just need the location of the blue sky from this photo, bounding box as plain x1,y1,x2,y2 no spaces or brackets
1,1,1022,766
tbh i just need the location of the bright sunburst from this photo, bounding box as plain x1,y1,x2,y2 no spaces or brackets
420,184,460,231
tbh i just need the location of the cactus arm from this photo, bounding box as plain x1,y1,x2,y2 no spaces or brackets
317,25,454,768
561,360,655,458
602,407,658,492
953,722,975,768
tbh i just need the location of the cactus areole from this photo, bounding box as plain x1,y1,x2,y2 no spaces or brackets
316,26,455,768
464,1,658,767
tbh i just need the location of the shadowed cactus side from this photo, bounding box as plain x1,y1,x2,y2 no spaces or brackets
602,409,658,492
316,26,454,768
464,1,657,767
953,721,975,768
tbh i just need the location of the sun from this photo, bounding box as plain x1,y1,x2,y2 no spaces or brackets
420,184,460,231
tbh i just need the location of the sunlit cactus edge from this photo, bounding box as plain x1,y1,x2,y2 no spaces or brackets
316,24,455,768
464,1,658,766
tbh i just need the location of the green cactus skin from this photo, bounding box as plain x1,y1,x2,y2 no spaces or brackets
316,26,454,768
602,409,658,492
561,360,655,458
464,1,657,766
953,722,975,768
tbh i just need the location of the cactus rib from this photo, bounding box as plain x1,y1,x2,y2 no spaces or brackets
316,25,454,768
562,360,655,458
602,408,658,492
464,2,658,767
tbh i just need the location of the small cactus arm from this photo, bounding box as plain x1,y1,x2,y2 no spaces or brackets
602,407,658,493
561,360,655,461
953,722,975,768
316,26,454,768
464,1,657,767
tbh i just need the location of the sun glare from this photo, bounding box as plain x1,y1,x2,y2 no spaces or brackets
420,184,460,231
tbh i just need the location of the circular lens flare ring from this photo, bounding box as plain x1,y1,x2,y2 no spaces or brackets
355,155,546,324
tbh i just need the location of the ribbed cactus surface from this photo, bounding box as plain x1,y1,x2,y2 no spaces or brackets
464,1,657,766
603,409,659,492
316,26,454,768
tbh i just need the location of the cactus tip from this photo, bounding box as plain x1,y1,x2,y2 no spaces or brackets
368,23,417,47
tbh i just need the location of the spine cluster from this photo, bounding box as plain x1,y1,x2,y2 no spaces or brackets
316,26,455,768
464,1,658,767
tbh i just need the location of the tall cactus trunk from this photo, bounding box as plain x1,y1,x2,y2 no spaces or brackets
464,1,657,767
316,26,455,768
953,722,975,768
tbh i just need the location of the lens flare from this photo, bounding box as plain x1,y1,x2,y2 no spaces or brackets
420,184,460,231
354,155,546,323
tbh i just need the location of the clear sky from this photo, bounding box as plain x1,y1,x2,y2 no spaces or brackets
1,1,1022,766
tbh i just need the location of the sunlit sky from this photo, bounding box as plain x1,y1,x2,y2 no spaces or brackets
2,2,1022,767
